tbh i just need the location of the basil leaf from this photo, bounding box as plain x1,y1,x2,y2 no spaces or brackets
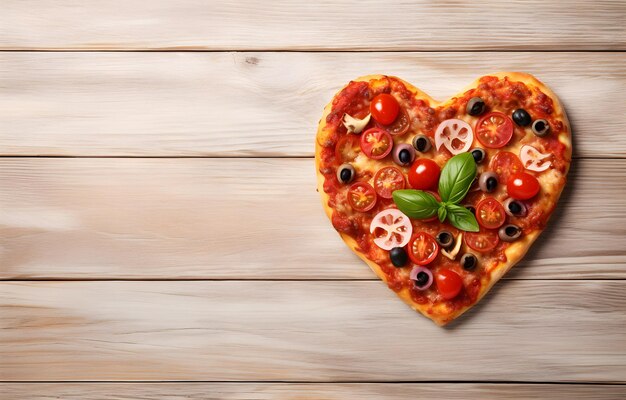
445,204,479,232
392,190,439,219
438,152,477,204
437,204,447,222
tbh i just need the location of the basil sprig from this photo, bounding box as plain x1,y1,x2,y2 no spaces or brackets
393,190,439,219
438,151,477,204
445,204,479,232
392,152,479,232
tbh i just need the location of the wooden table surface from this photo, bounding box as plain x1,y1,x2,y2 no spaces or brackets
1,1,625,399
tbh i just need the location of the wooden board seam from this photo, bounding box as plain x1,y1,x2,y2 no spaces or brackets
1,278,625,282
2,380,625,384
2,49,626,53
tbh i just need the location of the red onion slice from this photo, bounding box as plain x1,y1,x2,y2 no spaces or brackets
410,266,433,290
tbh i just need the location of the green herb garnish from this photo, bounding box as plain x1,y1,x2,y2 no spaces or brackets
393,189,440,219
392,152,479,232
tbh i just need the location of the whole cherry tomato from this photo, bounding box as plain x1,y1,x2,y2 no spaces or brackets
507,172,540,200
408,159,440,190
435,268,463,300
370,94,400,125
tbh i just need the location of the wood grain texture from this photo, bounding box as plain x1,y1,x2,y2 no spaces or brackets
1,51,626,157
2,0,625,391
1,1,625,50
2,383,625,399
0,158,624,280
1,280,625,382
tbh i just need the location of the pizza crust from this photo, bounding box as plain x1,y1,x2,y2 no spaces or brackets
315,73,571,325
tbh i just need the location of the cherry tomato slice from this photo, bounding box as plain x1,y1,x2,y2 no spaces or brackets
370,93,400,125
408,232,439,265
408,159,440,190
360,128,393,160
334,135,360,164
377,107,410,135
475,112,514,148
435,268,464,300
374,166,406,199
489,151,524,183
347,182,377,212
464,229,500,253
475,197,506,229
507,172,540,200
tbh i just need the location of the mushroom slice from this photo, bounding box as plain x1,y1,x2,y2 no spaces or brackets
441,233,463,260
520,144,552,172
342,113,371,134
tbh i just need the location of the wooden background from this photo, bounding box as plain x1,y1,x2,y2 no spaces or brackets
1,1,625,399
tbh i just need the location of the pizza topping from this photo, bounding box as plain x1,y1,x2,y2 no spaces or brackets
370,94,400,125
435,118,474,155
410,266,433,290
531,119,551,137
503,198,527,217
389,246,409,268
435,230,454,249
408,232,439,265
395,153,480,232
370,208,413,250
331,211,356,235
489,151,524,183
512,108,532,127
412,134,432,152
475,197,506,229
336,163,356,184
478,171,499,193
471,148,486,164
393,189,440,220
441,233,463,260
475,112,514,148
348,182,377,212
460,253,478,271
335,135,360,164
360,128,393,160
435,268,463,300
342,113,371,134
464,229,500,252
444,204,480,233
374,166,406,199
392,143,416,166
408,158,440,190
437,152,477,204
466,97,486,116
507,172,540,200
420,190,442,223
520,144,552,172
382,107,411,136
499,224,522,242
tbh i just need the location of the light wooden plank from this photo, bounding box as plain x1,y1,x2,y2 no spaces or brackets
1,1,625,50
0,158,623,280
2,383,625,399
1,280,625,382
1,51,625,157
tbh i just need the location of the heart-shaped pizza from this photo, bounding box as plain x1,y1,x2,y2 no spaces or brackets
315,73,571,325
